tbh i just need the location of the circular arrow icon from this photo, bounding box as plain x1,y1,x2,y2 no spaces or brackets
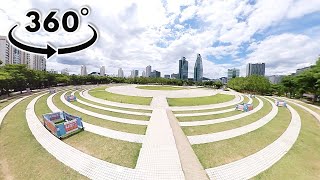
8,24,98,59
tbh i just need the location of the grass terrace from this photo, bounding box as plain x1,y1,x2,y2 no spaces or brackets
182,97,270,135
192,98,290,168
173,95,250,114
0,94,87,179
35,94,142,168
136,85,185,90
89,88,152,105
53,92,147,134
75,92,152,113
167,93,235,106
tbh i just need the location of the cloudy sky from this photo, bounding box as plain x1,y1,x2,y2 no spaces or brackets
1,0,320,78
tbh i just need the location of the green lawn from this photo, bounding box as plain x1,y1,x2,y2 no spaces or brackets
182,98,270,135
167,94,235,106
89,88,152,105
0,94,87,179
178,97,259,122
69,96,150,121
173,96,250,114
53,92,147,135
192,98,290,168
136,85,185,90
254,102,320,179
35,94,141,168
75,92,152,113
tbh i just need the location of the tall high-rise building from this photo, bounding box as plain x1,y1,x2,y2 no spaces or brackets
81,65,87,76
100,66,105,76
0,36,46,70
142,70,146,77
228,68,240,79
118,68,124,77
146,65,151,77
150,70,161,78
131,70,139,78
246,63,265,76
179,57,188,80
194,54,203,82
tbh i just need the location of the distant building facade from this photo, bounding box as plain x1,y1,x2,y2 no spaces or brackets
146,65,151,77
164,75,170,78
81,65,87,76
118,68,124,77
61,68,69,75
131,70,139,78
228,68,240,79
179,57,188,80
150,70,161,78
296,66,312,75
220,77,228,84
194,54,203,82
142,70,146,77
171,73,179,79
246,63,265,76
100,66,105,76
267,75,284,84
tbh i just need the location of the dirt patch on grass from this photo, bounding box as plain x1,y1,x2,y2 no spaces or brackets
0,159,13,180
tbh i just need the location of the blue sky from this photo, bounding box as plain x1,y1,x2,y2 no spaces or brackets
1,0,320,78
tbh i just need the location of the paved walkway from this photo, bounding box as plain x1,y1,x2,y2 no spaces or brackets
106,84,218,98
175,95,251,117
61,92,149,126
82,90,153,110
205,102,301,180
47,92,144,143
0,95,30,126
188,97,278,144
281,97,320,123
72,91,152,116
180,97,264,127
135,96,185,179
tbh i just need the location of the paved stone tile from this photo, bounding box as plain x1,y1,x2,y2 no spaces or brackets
188,97,278,144
135,96,185,179
61,91,149,125
73,91,152,116
47,92,144,143
205,102,301,180
0,95,30,126
180,97,264,127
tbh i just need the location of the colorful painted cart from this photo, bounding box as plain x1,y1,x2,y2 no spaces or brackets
43,111,84,138
275,100,287,107
65,95,77,102
235,103,254,112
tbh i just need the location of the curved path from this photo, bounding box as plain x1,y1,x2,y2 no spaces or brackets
205,102,301,180
73,91,152,116
47,92,144,143
180,97,264,127
188,97,278,144
106,84,218,98
82,90,153,110
0,95,30,126
175,95,251,117
60,92,149,126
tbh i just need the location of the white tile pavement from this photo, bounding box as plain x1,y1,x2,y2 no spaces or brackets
60,91,149,126
135,96,185,179
47,92,144,143
175,95,252,117
205,102,301,180
180,97,264,127
0,95,30,126
74,91,152,116
188,96,278,144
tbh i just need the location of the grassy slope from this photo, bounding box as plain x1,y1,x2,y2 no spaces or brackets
89,89,152,105
167,94,235,106
173,96,250,114
0,96,22,110
183,98,270,135
35,94,142,168
0,94,87,179
53,92,147,135
136,86,185,90
75,92,152,113
192,101,290,168
254,103,320,179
